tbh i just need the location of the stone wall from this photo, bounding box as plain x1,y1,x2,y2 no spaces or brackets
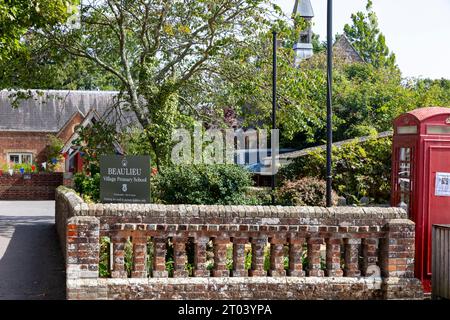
56,186,424,300
0,172,63,200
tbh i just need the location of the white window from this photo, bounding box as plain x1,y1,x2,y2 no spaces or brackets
8,153,33,164
397,126,417,134
427,125,450,135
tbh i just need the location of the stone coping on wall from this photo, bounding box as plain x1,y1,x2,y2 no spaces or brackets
66,276,423,300
56,186,407,222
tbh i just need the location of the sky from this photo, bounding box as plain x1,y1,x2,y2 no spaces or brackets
274,0,450,79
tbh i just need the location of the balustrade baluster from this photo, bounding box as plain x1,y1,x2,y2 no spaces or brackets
111,233,127,278
173,237,189,277
288,238,305,277
131,235,147,278
212,237,230,277
325,238,343,277
249,237,267,277
193,236,210,277
362,238,379,276
307,237,324,277
153,236,168,277
344,238,361,277
269,237,286,277
231,237,248,277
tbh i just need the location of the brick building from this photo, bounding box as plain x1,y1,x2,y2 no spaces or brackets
0,90,126,172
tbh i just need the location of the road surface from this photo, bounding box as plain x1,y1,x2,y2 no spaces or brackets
0,201,65,300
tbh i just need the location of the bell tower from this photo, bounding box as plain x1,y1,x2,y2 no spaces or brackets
293,0,314,64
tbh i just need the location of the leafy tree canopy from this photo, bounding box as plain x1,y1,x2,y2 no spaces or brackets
37,0,282,168
343,0,396,68
0,0,77,61
2,0,449,155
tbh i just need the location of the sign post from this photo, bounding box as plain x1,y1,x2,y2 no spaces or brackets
100,155,151,203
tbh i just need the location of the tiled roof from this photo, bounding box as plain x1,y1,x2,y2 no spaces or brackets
334,35,364,63
0,90,128,132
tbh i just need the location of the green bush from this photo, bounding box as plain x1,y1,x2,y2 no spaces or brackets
73,163,258,205
98,236,133,278
124,238,134,277
46,134,64,172
165,239,174,277
73,120,118,175
99,236,111,278
224,244,253,271
279,136,392,204
13,162,38,173
146,238,154,277
245,187,273,205
154,164,256,205
74,172,100,203
276,177,338,207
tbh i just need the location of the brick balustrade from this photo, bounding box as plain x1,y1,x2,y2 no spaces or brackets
55,186,424,300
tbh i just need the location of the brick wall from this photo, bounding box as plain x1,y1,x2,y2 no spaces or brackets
0,131,52,165
56,187,424,300
0,173,63,200
56,112,84,143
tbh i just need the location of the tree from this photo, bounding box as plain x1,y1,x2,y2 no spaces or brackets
223,25,405,149
5,0,447,158
40,0,276,168
0,0,77,61
409,78,450,107
343,0,396,68
0,38,119,90
213,18,329,147
332,62,415,140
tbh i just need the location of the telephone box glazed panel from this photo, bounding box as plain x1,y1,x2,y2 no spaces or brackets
392,107,450,292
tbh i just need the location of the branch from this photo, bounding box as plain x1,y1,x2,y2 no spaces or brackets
57,42,128,85
154,1,232,81
113,1,147,127
148,0,171,57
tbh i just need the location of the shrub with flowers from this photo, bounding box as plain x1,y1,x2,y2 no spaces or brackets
13,162,39,173
0,159,40,175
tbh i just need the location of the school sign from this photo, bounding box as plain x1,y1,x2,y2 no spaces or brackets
100,155,151,203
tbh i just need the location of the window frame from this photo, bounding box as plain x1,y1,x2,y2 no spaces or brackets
8,152,33,164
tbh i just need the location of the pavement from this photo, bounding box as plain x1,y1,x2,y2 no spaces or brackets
0,201,65,300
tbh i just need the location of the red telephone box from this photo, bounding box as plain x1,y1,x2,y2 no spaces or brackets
392,107,450,292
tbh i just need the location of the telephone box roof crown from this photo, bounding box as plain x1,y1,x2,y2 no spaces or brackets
405,107,450,122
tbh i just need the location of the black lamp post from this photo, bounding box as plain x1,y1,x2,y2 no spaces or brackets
326,0,333,207
271,30,277,205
